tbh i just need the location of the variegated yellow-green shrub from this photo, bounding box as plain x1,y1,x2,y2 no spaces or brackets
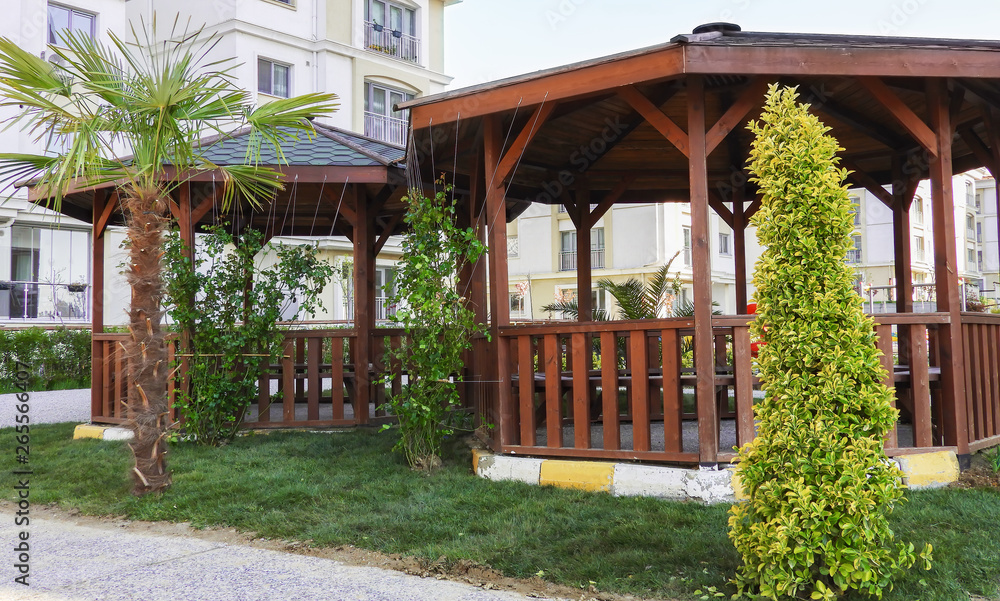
728,85,931,600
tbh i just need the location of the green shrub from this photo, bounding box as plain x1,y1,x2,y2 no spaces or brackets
728,85,931,600
0,327,90,391
384,184,486,471
164,226,333,445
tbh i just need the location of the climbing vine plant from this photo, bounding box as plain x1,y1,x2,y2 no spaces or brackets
164,226,333,445
384,185,486,471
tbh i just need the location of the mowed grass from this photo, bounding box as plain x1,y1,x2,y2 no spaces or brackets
2,423,999,601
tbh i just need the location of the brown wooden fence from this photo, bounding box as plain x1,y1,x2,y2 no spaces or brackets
962,313,1000,453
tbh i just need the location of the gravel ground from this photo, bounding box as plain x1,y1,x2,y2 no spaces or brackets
0,388,90,428
0,513,564,601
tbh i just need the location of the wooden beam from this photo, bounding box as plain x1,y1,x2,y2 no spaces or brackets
586,177,632,229
891,154,915,315
808,94,909,151
842,159,895,209
688,75,718,465
958,125,998,175
374,211,404,255
324,185,356,227
745,197,762,220
707,190,734,228
705,77,768,156
927,78,969,456
618,85,690,158
576,187,592,322
94,190,118,237
492,102,558,187
351,185,373,425
858,76,938,157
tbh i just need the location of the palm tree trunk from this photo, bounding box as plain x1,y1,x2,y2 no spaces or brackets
123,186,172,495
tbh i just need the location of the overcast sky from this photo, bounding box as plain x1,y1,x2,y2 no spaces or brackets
444,0,1000,89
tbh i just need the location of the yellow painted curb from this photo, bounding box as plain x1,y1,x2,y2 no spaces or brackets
73,424,107,440
728,467,748,501
539,460,614,492
898,451,959,489
471,448,487,474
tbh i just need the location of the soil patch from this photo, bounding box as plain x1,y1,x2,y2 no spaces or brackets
951,453,1000,490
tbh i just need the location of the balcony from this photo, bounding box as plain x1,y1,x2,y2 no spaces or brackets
846,249,863,263
364,112,408,147
559,248,605,271
1,281,89,323
364,21,419,64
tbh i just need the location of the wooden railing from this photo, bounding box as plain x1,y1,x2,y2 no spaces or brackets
92,328,408,429
961,313,1000,452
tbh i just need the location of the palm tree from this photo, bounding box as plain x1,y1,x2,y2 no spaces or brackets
543,251,701,320
0,17,337,495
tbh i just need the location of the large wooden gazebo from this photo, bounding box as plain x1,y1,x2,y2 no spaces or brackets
400,24,1000,467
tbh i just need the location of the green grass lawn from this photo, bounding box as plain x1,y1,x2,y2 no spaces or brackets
2,423,998,601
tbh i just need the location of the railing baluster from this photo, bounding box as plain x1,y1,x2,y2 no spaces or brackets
630,330,650,452
518,335,536,446
571,332,590,449
544,334,562,448
875,324,897,449
910,324,932,447
282,339,295,424
332,336,345,421
307,336,321,421
733,325,755,450
600,331,620,450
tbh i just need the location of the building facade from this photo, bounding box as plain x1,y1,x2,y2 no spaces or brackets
0,0,457,325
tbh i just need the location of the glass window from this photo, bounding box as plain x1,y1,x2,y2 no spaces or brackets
850,195,861,226
719,232,731,255
258,58,290,98
48,4,95,46
913,197,923,224
682,227,691,266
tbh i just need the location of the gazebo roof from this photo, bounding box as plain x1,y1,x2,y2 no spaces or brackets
401,25,1000,214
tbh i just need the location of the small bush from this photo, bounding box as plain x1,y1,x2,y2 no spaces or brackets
729,85,930,600
0,327,90,391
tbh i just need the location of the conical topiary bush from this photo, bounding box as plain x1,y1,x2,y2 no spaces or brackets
728,85,931,600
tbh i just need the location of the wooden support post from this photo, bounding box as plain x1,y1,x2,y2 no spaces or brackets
733,184,749,313
484,115,515,447
688,76,719,465
177,184,195,411
928,79,970,458
576,187,592,321
91,189,109,421
891,157,915,315
352,186,374,424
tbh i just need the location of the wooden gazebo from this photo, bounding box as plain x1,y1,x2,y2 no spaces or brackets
400,24,1000,467
29,123,414,429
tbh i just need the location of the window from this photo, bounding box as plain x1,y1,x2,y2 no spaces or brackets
364,0,419,63
913,196,924,225
914,236,924,262
48,3,95,46
510,292,525,317
257,58,290,98
364,82,412,146
718,232,731,256
967,213,976,237
559,229,604,271
374,267,397,320
847,235,862,263
977,222,983,244
850,195,861,227
978,250,984,273
682,227,691,266
558,203,598,214
975,190,984,213
968,247,977,267
507,236,519,257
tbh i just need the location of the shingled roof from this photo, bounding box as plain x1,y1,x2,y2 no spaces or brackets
196,121,406,168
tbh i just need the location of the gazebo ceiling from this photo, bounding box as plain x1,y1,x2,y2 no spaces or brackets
401,26,1000,214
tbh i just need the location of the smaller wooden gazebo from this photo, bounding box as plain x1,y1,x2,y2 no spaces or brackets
400,24,1000,467
28,123,415,429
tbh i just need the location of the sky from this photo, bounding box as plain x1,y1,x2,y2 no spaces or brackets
444,0,1000,89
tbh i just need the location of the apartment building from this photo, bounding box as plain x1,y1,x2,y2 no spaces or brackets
0,0,457,325
507,202,740,320
509,169,1000,319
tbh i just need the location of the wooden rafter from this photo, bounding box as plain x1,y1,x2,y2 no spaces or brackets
705,77,768,155
492,101,558,187
858,76,938,156
374,211,404,254
324,186,356,227
587,177,632,229
842,159,894,209
617,85,690,157
94,190,119,237
706,190,734,228
958,125,997,175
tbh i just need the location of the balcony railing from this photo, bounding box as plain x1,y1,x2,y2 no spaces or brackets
364,112,408,147
846,249,863,263
507,237,519,257
559,248,605,271
364,21,419,63
1,280,89,322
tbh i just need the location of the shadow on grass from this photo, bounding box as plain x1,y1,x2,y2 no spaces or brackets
2,423,997,601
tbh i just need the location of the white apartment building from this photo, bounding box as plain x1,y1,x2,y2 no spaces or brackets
0,0,457,326
507,202,740,320
509,170,1000,319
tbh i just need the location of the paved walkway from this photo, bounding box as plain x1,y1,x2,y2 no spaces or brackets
0,514,565,601
0,389,90,428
